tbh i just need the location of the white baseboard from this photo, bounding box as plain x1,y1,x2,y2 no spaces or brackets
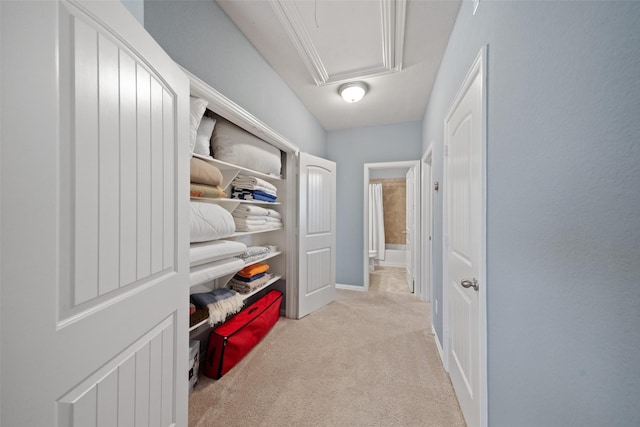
335,283,366,291
432,324,445,366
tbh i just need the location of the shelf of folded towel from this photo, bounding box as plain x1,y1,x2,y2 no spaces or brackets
188,274,282,333
192,154,282,186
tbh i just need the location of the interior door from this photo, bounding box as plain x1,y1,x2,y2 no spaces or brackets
298,152,336,318
444,49,486,427
1,1,190,426
405,167,416,292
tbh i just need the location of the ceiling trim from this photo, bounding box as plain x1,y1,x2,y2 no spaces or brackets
269,0,406,86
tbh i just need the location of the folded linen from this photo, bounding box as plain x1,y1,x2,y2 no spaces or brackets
232,189,277,202
265,216,282,223
190,288,244,326
229,273,272,294
233,218,267,227
265,208,281,219
232,175,277,193
190,183,226,199
232,213,271,221
232,272,266,282
236,262,269,278
234,204,269,216
232,184,277,196
234,223,270,232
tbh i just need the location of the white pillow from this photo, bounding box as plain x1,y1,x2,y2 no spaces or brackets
189,97,208,155
212,117,282,176
193,116,216,158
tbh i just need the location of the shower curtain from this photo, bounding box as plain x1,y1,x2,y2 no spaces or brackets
368,183,385,261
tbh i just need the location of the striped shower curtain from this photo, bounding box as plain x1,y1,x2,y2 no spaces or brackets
368,183,385,261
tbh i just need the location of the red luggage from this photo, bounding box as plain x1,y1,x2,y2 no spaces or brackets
204,289,283,379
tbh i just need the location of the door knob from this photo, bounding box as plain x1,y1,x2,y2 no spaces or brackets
461,278,479,291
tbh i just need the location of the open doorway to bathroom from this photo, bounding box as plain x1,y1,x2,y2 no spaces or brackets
363,161,420,294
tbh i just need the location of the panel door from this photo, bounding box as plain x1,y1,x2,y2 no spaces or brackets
0,1,190,426
445,50,485,427
298,152,336,318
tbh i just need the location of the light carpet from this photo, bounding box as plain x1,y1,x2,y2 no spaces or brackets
189,289,465,427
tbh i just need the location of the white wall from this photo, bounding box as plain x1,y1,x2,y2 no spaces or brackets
326,122,422,286
424,1,640,425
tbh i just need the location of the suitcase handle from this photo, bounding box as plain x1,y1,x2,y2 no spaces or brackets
248,307,259,315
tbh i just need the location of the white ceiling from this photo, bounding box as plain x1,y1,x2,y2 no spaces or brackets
217,0,461,131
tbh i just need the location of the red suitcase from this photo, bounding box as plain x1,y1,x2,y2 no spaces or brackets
204,289,283,379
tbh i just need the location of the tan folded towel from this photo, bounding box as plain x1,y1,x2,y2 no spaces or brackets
190,183,226,199
190,157,223,187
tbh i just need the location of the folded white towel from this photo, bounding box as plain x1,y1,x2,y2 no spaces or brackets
234,204,269,216
234,217,267,227
265,208,281,219
233,175,277,192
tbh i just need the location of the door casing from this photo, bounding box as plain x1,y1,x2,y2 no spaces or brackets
442,45,488,427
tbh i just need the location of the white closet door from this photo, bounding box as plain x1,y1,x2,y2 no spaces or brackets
298,152,336,318
0,1,190,426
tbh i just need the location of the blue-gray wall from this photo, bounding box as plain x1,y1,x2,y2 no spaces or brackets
327,122,423,286
143,0,325,156
424,1,640,425
121,0,144,25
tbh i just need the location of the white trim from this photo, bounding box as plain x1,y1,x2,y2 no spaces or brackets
182,67,299,154
335,283,366,292
431,324,445,365
442,45,488,427
268,0,406,86
363,160,420,294
420,144,434,303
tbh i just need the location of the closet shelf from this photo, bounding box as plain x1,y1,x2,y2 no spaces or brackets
239,275,282,302
192,153,283,182
230,226,283,238
242,251,282,267
188,274,282,334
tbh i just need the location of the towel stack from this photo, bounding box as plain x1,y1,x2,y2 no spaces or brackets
229,262,272,294
237,245,277,264
231,175,277,202
190,158,227,199
232,204,283,232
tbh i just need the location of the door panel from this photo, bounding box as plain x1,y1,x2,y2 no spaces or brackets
298,153,336,318
1,1,189,425
445,49,485,426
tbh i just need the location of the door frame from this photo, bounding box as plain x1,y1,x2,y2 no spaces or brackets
420,145,434,302
442,45,488,427
363,160,420,293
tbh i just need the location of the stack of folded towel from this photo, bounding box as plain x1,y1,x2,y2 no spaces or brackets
232,205,283,232
190,158,227,199
228,262,272,294
237,245,277,264
231,175,277,202
190,288,244,326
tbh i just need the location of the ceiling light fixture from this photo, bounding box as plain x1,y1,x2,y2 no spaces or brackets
339,81,368,103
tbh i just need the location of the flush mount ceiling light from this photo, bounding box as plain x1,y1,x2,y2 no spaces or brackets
339,81,368,103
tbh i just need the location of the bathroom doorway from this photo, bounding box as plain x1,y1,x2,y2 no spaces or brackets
363,161,420,294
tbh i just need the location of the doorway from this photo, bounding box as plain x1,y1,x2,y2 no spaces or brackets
363,161,420,294
421,145,434,302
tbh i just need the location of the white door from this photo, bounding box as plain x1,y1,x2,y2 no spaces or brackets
421,148,433,302
405,167,416,292
1,2,190,426
444,48,486,427
298,152,336,318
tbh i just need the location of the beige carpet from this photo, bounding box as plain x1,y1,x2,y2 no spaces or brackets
189,289,465,427
369,266,411,293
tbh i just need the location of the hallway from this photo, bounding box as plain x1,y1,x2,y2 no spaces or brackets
189,287,464,426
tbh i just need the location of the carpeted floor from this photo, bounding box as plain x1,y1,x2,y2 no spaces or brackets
369,266,411,293
188,287,465,427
